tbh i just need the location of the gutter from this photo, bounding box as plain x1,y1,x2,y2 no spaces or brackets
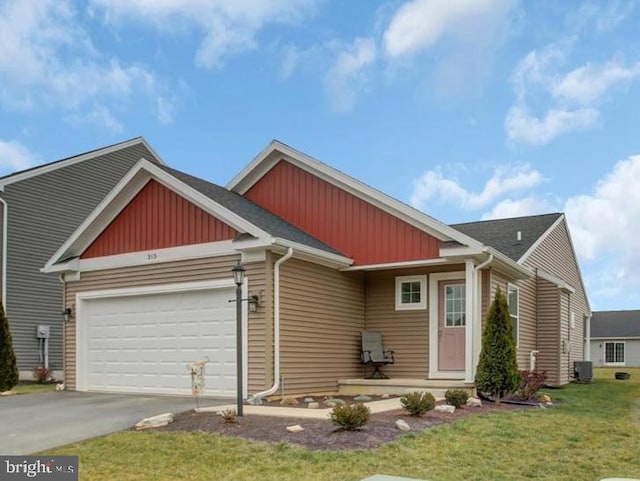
0,193,7,307
250,247,294,401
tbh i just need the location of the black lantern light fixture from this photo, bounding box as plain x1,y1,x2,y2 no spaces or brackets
62,307,72,322
232,261,246,286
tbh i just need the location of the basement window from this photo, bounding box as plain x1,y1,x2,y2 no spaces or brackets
395,275,427,310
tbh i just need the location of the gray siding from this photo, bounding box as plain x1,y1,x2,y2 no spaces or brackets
590,339,640,367
4,141,160,373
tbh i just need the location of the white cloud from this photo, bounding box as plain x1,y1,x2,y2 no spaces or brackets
551,60,640,105
410,164,542,211
323,37,376,113
481,197,555,220
382,0,516,99
0,140,37,173
506,43,640,145
565,154,640,262
505,106,599,145
571,1,635,33
383,0,515,59
0,0,174,128
564,154,640,305
89,0,318,69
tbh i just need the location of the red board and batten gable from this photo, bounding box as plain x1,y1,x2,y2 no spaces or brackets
244,160,440,265
82,180,238,258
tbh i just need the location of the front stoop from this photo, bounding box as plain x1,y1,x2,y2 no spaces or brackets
337,378,475,397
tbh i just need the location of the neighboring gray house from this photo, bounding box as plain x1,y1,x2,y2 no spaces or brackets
0,138,164,379
590,310,640,367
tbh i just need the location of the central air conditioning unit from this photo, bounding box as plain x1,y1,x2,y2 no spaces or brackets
574,361,593,382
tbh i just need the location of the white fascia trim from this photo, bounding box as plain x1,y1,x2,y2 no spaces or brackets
53,240,238,274
342,258,451,271
0,138,164,187
537,269,576,294
227,141,484,248
439,246,485,257
272,237,353,268
591,336,640,341
44,159,271,271
518,214,564,264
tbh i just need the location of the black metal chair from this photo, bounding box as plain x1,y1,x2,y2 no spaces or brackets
360,331,394,379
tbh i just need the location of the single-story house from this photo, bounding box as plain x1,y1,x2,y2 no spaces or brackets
0,138,164,379
42,140,591,398
590,310,640,367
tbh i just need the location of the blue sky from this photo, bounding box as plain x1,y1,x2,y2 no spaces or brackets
1,0,639,311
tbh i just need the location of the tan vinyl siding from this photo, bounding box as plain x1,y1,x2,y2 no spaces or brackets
515,276,537,369
365,265,464,378
278,258,365,396
489,269,509,302
524,218,590,382
63,254,270,394
559,291,570,385
536,277,560,385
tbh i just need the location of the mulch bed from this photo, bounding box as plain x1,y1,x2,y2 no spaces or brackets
154,402,528,451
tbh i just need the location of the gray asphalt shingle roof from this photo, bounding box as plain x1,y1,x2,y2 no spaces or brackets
591,310,640,338
159,165,344,257
450,213,563,261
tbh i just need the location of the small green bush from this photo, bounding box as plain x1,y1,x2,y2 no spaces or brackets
329,403,370,430
444,389,469,408
400,391,435,416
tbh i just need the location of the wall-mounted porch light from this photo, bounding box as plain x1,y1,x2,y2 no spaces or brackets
62,307,72,322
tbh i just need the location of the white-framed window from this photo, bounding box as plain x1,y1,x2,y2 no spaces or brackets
507,283,519,347
395,275,427,310
604,341,625,365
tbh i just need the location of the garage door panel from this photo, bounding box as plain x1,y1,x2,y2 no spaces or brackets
81,286,237,397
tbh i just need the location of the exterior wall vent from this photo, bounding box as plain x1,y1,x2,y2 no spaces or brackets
574,361,593,382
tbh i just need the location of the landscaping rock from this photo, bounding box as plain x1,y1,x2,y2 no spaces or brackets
280,397,299,406
248,396,264,405
354,395,372,402
539,394,551,403
135,413,174,430
304,397,315,403
467,397,482,407
381,393,390,399
55,383,65,391
0,390,15,396
435,404,456,414
324,398,346,407
394,419,411,432
286,424,304,433
308,402,320,409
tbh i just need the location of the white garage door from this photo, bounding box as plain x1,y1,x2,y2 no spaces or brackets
77,283,239,397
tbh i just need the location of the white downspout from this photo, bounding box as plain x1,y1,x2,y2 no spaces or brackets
0,194,7,308
251,247,293,401
472,253,493,379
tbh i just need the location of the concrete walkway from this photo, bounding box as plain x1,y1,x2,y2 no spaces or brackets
0,391,227,455
197,397,407,418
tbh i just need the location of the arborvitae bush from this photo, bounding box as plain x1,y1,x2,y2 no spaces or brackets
329,403,370,430
475,288,520,403
400,391,435,416
444,389,469,408
0,302,18,392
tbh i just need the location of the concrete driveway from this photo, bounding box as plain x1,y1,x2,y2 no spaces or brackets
0,391,228,454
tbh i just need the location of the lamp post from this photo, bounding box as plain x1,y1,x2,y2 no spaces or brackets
231,261,245,416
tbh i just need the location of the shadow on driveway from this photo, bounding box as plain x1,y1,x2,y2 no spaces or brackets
0,391,228,454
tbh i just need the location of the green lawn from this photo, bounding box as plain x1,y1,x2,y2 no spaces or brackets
13,382,56,394
48,367,640,481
